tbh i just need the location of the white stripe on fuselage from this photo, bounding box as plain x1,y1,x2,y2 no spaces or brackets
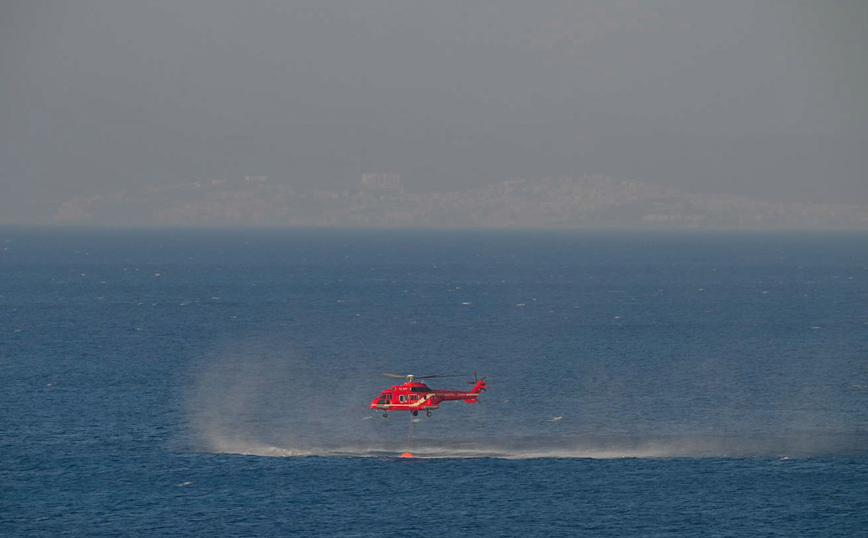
434,391,476,399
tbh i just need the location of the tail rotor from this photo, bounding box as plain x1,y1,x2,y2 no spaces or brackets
467,370,488,385
467,370,489,395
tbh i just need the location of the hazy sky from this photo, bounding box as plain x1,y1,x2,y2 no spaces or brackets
1,0,866,223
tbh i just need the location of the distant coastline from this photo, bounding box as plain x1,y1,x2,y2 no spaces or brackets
49,175,868,231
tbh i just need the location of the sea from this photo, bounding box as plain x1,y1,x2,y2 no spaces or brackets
2,227,867,537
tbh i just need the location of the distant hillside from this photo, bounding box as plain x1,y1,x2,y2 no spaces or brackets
52,175,868,230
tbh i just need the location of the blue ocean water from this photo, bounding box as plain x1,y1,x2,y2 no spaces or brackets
2,228,867,537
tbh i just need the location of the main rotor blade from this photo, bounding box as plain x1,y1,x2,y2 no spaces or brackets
381,373,467,381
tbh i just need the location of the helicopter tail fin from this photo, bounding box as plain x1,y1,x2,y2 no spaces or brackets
467,378,487,398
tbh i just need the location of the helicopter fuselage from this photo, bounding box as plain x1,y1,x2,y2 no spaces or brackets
370,380,487,417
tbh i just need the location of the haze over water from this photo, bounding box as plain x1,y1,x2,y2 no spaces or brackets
2,1,866,224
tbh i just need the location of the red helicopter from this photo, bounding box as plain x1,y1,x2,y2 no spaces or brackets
370,372,488,418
